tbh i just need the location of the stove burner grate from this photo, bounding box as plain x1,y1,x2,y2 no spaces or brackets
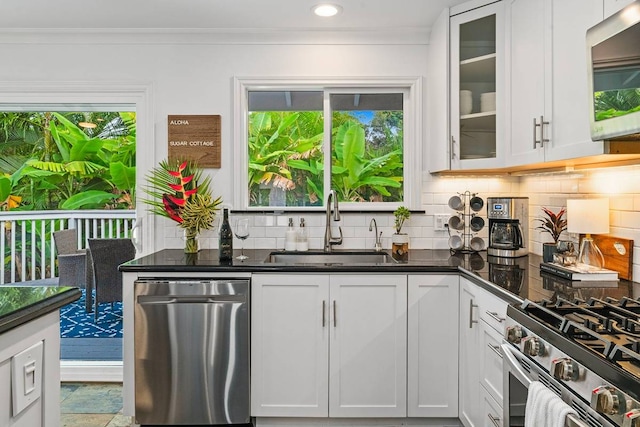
520,296,640,378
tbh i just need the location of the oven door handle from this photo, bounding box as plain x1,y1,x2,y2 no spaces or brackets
502,344,591,427
501,343,533,387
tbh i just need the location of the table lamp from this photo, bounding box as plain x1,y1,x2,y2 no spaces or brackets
566,198,609,269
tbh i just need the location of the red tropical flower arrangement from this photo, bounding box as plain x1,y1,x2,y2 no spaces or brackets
144,160,222,252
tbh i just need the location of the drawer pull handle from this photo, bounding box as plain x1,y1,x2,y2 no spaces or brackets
333,300,337,327
469,300,478,329
486,311,505,323
488,413,501,427
488,344,503,359
322,300,326,327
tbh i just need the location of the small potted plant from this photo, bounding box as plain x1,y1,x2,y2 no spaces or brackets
392,206,411,262
535,206,567,262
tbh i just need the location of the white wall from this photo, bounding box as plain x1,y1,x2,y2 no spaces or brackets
0,32,515,252
6,31,639,280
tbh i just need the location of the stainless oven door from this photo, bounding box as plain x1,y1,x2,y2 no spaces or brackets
501,343,612,427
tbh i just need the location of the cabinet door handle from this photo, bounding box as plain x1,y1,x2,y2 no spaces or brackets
488,413,501,427
540,115,550,147
533,116,550,148
486,311,505,323
451,136,457,160
533,117,541,148
333,300,337,327
469,300,478,329
488,344,503,359
322,300,326,327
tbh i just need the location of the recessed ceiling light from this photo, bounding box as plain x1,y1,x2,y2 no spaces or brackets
312,4,342,17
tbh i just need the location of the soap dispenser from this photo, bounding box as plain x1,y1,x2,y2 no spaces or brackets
297,218,309,251
285,217,297,251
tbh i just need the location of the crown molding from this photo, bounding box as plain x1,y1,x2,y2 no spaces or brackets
0,27,430,45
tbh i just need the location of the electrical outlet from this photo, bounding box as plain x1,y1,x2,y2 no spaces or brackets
434,214,449,231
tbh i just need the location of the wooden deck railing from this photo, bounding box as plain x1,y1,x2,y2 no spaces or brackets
0,210,136,284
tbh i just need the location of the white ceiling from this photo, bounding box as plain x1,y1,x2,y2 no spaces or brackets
1,0,468,32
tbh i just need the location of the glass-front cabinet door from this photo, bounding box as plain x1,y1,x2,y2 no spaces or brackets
450,2,504,169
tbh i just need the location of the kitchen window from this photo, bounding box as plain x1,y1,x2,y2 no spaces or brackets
233,78,421,211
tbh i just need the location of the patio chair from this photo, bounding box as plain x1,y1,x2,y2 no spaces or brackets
54,229,94,312
87,238,136,321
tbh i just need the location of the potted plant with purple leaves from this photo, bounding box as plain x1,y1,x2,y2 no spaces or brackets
535,207,567,262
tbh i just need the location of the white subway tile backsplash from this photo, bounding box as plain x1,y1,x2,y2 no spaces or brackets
408,214,431,228
611,195,634,211
159,163,640,276
340,226,356,238
433,237,449,250
254,238,278,249
276,216,291,227
254,216,274,227
265,227,283,238
522,163,640,277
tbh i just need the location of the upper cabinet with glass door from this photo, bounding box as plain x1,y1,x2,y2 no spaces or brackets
450,1,505,170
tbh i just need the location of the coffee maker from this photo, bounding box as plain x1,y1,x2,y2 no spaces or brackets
487,197,528,258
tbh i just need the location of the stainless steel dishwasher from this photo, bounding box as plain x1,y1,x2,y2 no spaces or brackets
134,278,250,425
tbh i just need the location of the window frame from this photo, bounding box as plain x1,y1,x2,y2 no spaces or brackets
233,77,422,211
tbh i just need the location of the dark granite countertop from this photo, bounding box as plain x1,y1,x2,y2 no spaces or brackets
0,286,81,334
120,249,639,305
120,248,460,273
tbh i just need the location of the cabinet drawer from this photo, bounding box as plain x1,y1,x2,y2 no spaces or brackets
480,320,504,405
479,290,508,334
481,385,503,427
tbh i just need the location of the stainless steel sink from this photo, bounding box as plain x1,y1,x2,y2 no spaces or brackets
265,251,397,264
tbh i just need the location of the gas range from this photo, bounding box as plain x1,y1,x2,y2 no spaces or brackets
506,296,640,427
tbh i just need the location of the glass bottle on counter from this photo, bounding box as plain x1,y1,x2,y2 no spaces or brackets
285,217,297,251
219,208,233,261
297,218,308,251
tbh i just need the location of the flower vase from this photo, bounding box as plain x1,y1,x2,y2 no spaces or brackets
391,233,409,263
184,228,199,254
542,242,556,262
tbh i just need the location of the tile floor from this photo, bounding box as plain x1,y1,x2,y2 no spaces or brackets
61,382,132,427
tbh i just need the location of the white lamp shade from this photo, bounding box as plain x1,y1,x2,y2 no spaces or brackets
566,198,610,234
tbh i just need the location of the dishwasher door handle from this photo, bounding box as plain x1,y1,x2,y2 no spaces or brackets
137,295,247,305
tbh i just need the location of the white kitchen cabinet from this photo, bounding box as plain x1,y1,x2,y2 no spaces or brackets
506,0,606,166
479,319,504,406
329,274,407,418
450,1,505,170
427,7,452,172
459,277,509,427
604,0,636,17
251,274,329,417
407,274,459,418
0,311,60,427
480,387,503,427
459,279,481,427
251,273,407,418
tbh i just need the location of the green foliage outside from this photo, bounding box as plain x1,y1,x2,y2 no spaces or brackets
0,111,136,281
594,89,640,121
0,111,136,211
248,110,403,207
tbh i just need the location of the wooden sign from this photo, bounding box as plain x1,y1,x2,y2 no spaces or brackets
580,234,634,281
168,115,221,168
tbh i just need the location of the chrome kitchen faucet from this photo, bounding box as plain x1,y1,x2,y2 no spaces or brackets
324,189,343,252
369,218,383,252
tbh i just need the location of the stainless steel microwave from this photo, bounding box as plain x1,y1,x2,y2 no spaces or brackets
586,0,640,141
